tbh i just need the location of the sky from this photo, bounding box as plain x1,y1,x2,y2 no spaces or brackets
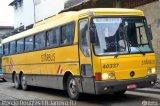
0,0,14,26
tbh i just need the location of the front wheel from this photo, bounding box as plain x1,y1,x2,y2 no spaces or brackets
2,78,6,82
114,90,126,96
67,75,79,100
21,74,28,90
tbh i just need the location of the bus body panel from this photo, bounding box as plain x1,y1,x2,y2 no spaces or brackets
100,53,156,80
2,45,80,90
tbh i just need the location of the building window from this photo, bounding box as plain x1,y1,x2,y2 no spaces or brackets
61,23,75,45
10,41,16,54
13,0,23,9
35,32,46,49
17,38,24,53
25,36,33,51
14,3,18,9
47,27,60,47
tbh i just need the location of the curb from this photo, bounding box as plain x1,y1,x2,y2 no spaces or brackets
155,73,160,88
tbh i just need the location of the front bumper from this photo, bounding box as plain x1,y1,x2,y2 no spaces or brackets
95,75,157,94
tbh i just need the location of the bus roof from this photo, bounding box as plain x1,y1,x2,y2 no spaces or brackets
2,8,144,44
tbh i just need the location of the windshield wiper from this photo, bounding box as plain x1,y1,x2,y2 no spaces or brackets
127,40,145,55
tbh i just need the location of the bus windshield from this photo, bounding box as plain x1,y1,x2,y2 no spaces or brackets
91,17,153,55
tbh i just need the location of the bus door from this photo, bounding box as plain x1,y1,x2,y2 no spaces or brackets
79,19,95,94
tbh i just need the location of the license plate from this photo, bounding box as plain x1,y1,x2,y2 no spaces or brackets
127,84,137,89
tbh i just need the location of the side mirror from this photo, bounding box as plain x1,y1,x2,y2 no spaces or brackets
148,25,153,40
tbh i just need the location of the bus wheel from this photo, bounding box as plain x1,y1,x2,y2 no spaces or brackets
2,78,6,82
21,74,28,90
114,90,126,96
14,74,21,89
67,75,79,100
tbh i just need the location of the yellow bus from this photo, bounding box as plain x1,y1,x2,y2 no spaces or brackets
2,8,157,99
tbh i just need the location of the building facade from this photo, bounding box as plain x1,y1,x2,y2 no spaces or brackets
135,1,160,70
0,26,14,43
9,0,64,29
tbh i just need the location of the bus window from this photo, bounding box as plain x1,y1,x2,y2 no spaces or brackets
3,43,9,55
25,36,33,51
16,38,24,53
10,41,16,54
79,20,90,56
35,32,46,49
61,23,74,45
46,27,60,47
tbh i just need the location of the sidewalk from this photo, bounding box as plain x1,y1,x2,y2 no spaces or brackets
155,72,160,88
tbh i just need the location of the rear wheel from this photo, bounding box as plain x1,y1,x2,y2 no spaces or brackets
67,75,79,100
2,78,6,82
21,74,28,90
14,74,21,89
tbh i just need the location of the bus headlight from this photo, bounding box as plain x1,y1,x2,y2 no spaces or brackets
148,69,152,74
102,73,108,80
148,68,156,74
102,72,115,80
151,68,156,74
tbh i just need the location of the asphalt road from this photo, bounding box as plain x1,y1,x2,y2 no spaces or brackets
0,79,160,106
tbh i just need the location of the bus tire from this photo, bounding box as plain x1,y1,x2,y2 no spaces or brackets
114,90,126,96
2,78,6,82
14,74,21,89
21,74,28,90
67,75,79,100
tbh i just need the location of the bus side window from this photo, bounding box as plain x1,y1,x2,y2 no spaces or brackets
79,20,90,56
61,22,74,45
25,36,34,51
3,43,9,55
35,32,46,49
46,27,60,47
16,38,24,53
10,41,16,54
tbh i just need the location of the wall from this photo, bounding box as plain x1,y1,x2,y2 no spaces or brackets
13,0,64,28
35,0,64,22
14,0,34,28
0,28,13,35
135,1,160,70
0,27,14,43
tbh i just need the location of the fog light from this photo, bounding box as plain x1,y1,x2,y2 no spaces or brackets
148,68,156,75
104,87,108,91
151,81,155,85
148,69,152,74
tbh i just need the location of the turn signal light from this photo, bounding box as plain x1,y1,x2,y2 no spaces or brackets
95,72,102,80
